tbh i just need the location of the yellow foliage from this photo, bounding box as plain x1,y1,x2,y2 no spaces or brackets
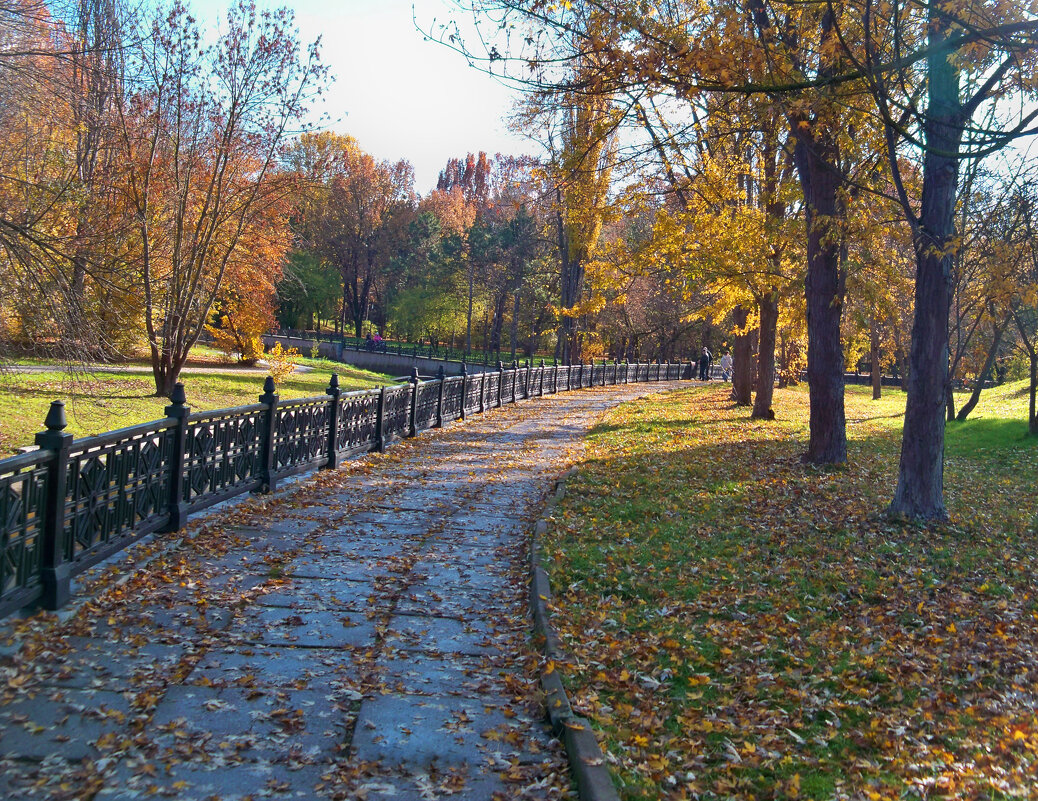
265,342,299,386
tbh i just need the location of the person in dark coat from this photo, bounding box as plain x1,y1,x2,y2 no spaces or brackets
698,346,712,380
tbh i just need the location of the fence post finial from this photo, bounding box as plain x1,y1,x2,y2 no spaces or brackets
259,376,279,492
408,368,420,438
163,384,191,533
324,374,342,470
34,401,74,610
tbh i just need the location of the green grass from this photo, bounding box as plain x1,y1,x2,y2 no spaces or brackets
0,353,393,457
545,379,1038,800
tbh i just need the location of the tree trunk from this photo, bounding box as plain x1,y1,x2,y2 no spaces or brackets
793,133,847,464
752,289,779,418
510,290,520,360
732,305,753,405
1030,352,1037,435
870,317,882,400
956,314,1008,421
889,22,961,520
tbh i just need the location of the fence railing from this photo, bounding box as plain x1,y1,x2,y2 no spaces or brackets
0,360,693,618
279,328,513,366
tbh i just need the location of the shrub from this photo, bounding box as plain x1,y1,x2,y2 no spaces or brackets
265,342,299,385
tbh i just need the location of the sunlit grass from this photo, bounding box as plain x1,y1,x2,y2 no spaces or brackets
545,379,1038,800
0,355,392,457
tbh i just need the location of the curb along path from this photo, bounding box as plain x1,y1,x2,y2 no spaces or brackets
0,381,686,800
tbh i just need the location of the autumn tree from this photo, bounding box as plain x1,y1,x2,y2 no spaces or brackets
0,0,134,359
288,132,416,339
115,1,324,396
851,0,1038,518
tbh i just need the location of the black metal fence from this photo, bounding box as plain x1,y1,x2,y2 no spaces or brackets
279,328,511,365
0,360,693,618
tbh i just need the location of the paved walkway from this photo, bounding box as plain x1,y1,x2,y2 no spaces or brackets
0,382,684,800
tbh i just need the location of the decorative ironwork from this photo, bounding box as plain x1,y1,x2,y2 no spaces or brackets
463,373,483,414
441,376,464,421
64,424,174,567
500,370,515,403
382,385,412,443
336,390,380,453
0,452,49,613
274,397,331,476
484,373,500,408
414,382,441,431
184,409,264,508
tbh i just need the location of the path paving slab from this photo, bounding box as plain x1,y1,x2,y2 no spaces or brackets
351,693,548,766
254,577,373,610
0,688,135,760
187,645,362,689
230,605,377,648
383,613,507,657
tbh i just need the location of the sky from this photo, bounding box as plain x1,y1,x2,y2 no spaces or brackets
198,0,538,193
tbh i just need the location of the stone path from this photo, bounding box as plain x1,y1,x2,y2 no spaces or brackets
0,382,683,800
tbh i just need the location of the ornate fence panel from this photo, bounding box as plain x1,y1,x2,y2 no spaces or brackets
184,407,265,511
336,390,380,456
591,363,603,386
441,376,464,421
414,381,441,431
0,452,51,616
463,373,483,415
500,370,516,405
274,397,331,479
382,385,412,444
484,372,500,410
63,421,176,573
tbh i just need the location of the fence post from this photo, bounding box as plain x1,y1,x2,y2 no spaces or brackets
497,361,504,407
478,368,487,413
407,367,420,437
512,361,518,403
460,364,468,420
163,383,190,532
538,360,545,396
324,374,342,469
375,384,387,452
259,376,279,493
436,366,446,427
34,401,73,610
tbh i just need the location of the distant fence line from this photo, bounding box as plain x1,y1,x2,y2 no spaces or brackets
278,329,517,366
0,360,693,618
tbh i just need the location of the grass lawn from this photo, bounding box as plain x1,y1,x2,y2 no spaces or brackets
0,353,392,458
545,380,1038,800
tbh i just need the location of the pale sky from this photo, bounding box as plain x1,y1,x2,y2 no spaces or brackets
197,0,538,193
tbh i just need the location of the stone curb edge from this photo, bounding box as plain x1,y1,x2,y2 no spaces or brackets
530,468,622,801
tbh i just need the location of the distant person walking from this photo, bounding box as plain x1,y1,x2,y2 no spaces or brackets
698,346,712,380
720,352,733,381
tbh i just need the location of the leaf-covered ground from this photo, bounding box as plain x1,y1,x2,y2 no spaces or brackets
543,381,1038,800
